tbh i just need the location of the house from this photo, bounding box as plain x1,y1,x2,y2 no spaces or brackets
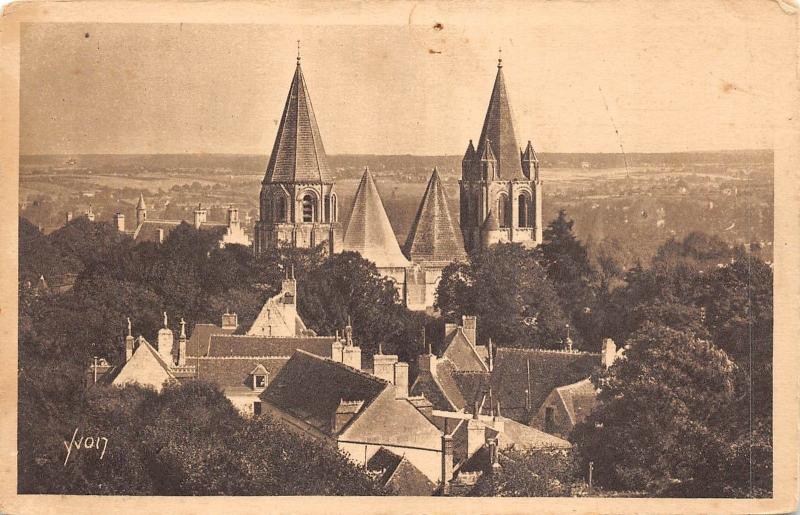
366,447,437,496
260,349,447,485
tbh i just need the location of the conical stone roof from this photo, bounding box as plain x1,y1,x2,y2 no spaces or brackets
264,61,333,184
473,63,525,181
343,168,410,269
404,168,466,265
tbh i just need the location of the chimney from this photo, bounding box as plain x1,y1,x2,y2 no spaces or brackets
65,211,73,224
461,315,477,345
342,345,362,371
441,434,454,492
157,228,165,244
417,349,437,376
227,205,239,227
221,311,238,330
373,346,399,383
193,203,207,229
393,361,409,399
602,338,617,368
177,318,187,366
331,338,344,363
157,312,174,365
281,265,297,304
113,212,125,232
487,338,494,372
467,407,485,457
444,322,458,342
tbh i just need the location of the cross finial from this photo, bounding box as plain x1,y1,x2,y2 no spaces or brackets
180,318,186,338
126,317,132,337
297,40,301,64
498,47,503,68
163,311,168,328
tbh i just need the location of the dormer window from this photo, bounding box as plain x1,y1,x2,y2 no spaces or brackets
249,364,269,391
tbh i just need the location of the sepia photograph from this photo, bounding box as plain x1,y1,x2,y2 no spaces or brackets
2,0,798,512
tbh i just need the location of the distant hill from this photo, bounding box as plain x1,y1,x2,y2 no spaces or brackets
20,149,773,176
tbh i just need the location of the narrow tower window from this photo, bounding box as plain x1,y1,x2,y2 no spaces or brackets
331,195,338,222
518,194,529,227
324,195,331,222
498,194,510,228
302,194,315,223
275,195,287,223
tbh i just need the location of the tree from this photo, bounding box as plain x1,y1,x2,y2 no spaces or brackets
539,210,596,348
571,324,738,495
471,448,578,497
435,243,571,349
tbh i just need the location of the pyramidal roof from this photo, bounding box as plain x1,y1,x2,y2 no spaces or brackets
136,193,146,210
264,60,333,184
473,61,525,181
404,168,466,264
343,168,410,269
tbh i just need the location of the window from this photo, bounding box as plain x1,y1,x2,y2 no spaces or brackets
274,195,287,223
331,195,337,222
253,401,262,416
518,194,529,227
302,194,315,223
545,407,556,434
324,195,331,222
254,374,267,389
498,194,510,228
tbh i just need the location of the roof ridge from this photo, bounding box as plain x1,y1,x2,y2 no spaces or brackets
195,356,292,360
294,349,391,386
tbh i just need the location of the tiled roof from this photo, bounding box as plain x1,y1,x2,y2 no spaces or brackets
410,372,453,412
451,371,490,410
195,357,287,389
442,328,488,372
205,334,335,358
500,418,571,450
556,378,598,425
343,168,410,269
261,350,389,435
472,65,526,181
434,359,468,411
490,348,599,423
367,448,436,496
264,62,333,184
186,323,236,357
403,168,466,265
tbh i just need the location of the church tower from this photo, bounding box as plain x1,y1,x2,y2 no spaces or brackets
460,56,543,252
254,50,341,254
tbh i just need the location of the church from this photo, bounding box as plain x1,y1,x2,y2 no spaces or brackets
253,52,544,310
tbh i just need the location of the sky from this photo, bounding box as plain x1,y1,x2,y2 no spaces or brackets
19,2,795,155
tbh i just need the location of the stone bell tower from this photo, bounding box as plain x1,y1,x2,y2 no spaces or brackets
460,55,543,252
254,48,342,254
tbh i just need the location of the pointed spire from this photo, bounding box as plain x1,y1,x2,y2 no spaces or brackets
473,60,525,180
264,57,333,184
296,39,301,65
136,193,146,210
404,167,466,264
480,140,497,162
343,167,410,269
463,140,476,162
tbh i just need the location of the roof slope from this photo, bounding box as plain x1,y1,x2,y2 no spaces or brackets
490,348,599,423
367,448,436,496
261,350,388,435
343,168,410,269
206,334,334,358
403,168,466,265
196,357,288,390
264,62,333,184
186,323,237,357
556,378,598,425
472,63,525,181
500,418,572,450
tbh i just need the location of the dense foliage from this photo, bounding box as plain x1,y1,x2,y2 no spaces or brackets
470,448,578,497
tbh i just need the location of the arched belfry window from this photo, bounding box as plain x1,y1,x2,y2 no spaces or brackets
518,194,530,227
498,194,511,228
302,194,316,223
331,194,338,222
324,195,331,222
274,195,287,223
